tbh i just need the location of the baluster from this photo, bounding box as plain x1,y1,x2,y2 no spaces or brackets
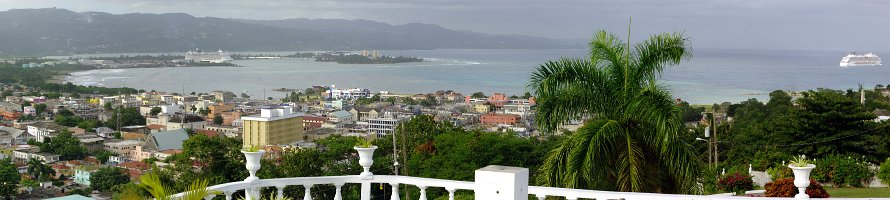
566,197,578,200
389,182,400,200
535,194,546,200
204,194,216,200
446,188,456,200
418,186,428,200
224,191,234,200
276,186,284,199
303,184,313,200
334,183,345,200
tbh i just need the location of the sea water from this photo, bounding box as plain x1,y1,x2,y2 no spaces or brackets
63,48,888,104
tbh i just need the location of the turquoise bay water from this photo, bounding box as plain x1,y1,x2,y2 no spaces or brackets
63,49,888,104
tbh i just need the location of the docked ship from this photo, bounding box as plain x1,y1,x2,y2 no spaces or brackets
839,52,881,67
185,48,233,63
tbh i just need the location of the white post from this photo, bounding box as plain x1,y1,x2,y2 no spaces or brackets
361,181,371,200
303,184,313,200
334,183,344,200
390,182,400,200
446,188,456,200
418,186,428,200
474,165,529,200
225,192,233,200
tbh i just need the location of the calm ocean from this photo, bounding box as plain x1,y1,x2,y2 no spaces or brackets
63,48,888,104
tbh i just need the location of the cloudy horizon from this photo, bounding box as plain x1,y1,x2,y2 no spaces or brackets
1,0,888,51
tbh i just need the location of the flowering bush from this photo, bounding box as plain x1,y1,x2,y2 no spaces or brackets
718,172,754,195
764,178,829,198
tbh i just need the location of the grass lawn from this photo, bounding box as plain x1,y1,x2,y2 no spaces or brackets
824,187,890,198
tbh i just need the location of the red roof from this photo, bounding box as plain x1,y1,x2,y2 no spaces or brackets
118,161,149,170
146,124,167,130
196,129,219,137
160,149,183,154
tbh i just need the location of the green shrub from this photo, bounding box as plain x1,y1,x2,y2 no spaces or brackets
877,158,890,185
767,166,792,180
812,155,873,187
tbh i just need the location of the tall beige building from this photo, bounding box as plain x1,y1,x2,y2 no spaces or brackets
241,106,304,146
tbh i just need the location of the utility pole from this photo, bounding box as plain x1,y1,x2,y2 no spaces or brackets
702,111,717,168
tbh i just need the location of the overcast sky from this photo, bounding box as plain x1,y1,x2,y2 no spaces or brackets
1,0,889,51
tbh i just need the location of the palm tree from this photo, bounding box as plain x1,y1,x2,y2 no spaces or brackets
27,158,55,181
530,30,701,193
127,171,219,200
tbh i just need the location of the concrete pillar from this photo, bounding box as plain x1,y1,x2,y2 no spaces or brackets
474,165,529,200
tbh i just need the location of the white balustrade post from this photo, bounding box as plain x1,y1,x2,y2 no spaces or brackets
474,165,529,200
361,181,371,200
334,183,345,200
303,184,313,200
389,182,400,200
418,186,428,200
225,191,234,200
276,186,285,199
204,194,216,200
446,188,456,200
535,194,546,200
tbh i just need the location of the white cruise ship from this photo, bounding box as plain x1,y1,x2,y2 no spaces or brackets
185,48,233,63
839,52,881,67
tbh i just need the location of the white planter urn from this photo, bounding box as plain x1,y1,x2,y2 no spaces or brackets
788,164,816,198
242,150,266,182
354,146,378,179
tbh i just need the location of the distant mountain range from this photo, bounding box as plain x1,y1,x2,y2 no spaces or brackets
0,8,579,56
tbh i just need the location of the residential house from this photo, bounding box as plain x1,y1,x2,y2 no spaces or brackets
120,125,150,140
131,129,188,161
349,107,381,122
104,140,142,155
117,161,150,180
480,113,521,126
76,134,105,152
73,165,99,186
27,121,68,142
203,124,241,138
328,110,353,123
94,127,116,138
13,145,59,164
0,126,26,146
303,116,327,131
326,87,371,99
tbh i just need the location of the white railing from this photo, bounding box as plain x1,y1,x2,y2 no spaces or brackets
170,149,890,200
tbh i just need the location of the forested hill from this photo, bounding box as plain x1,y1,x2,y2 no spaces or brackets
0,8,578,56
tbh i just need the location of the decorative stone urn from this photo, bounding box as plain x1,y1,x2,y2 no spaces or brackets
354,146,378,179
242,149,266,182
788,164,816,198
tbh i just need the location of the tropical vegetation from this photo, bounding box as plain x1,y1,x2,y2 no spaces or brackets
530,30,700,193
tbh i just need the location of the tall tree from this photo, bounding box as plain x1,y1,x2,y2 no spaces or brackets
531,30,700,193
777,90,882,161
39,130,88,160
212,114,224,125
91,167,131,192
0,158,20,198
106,107,146,129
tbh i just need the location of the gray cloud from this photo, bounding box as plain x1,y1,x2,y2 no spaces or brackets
0,0,888,51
